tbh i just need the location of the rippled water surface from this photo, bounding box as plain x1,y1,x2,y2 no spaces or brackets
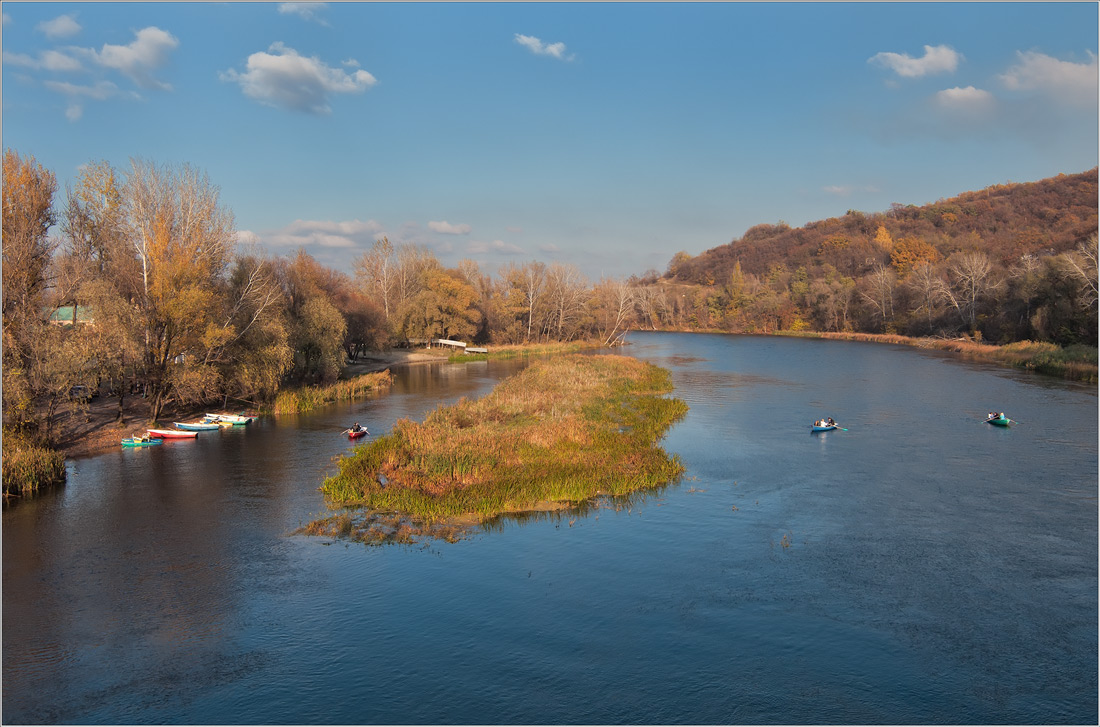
4,333,1096,724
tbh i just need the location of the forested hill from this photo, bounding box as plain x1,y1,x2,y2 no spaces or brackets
665,168,1097,285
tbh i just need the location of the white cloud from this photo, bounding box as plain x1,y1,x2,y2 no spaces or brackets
468,239,524,255
3,49,83,72
37,14,81,39
869,44,961,78
261,218,384,248
823,183,880,197
514,33,575,61
998,50,1098,108
934,85,996,113
90,26,179,90
278,3,330,25
2,12,11,26
428,220,472,235
220,42,377,114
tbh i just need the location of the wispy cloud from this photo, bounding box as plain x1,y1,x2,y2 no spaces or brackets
3,49,83,72
256,218,385,248
277,3,330,26
999,50,1098,108
36,14,81,39
822,183,880,197
44,79,129,121
514,33,575,61
428,220,472,235
86,26,180,91
220,42,377,114
869,44,961,78
468,239,524,255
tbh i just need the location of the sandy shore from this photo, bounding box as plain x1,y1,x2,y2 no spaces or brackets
55,348,450,460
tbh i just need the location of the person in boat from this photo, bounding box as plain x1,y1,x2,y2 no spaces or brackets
352,422,362,432
827,417,836,426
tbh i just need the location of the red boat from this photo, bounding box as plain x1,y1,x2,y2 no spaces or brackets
346,428,368,440
147,428,199,439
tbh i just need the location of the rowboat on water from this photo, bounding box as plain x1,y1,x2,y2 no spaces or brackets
985,413,1012,427
122,436,162,447
147,429,199,439
175,421,221,431
811,418,844,432
346,428,368,440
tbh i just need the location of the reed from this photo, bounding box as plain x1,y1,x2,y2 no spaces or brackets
315,354,688,543
2,432,66,497
446,339,605,363
269,370,394,415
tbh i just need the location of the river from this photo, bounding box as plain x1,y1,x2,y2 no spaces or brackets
3,332,1096,724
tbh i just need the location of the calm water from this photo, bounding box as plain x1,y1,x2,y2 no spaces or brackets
4,332,1096,724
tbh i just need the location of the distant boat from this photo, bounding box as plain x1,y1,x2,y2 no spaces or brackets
174,421,221,431
122,436,162,447
346,428,368,440
147,428,199,439
985,413,1012,427
811,419,842,432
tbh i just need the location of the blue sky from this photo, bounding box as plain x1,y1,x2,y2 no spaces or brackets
3,2,1097,280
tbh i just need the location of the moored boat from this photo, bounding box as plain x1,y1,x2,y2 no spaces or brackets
122,436,162,447
174,421,221,431
147,428,199,439
205,413,256,425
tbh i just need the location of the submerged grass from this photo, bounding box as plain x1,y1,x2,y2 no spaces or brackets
269,370,394,415
310,354,688,543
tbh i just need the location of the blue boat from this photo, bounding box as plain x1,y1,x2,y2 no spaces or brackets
811,423,838,432
121,436,162,447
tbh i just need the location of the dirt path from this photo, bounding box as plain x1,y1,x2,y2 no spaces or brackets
55,348,449,460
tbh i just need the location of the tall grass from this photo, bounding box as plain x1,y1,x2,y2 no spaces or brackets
2,431,66,497
446,339,605,363
316,354,688,542
270,370,394,415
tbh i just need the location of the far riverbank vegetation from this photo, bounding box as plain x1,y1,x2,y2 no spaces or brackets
302,355,687,543
4,150,1096,496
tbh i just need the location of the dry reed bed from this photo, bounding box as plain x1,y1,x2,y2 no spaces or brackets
309,354,688,542
270,370,394,414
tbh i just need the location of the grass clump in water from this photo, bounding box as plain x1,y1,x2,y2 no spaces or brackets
314,354,687,543
2,430,66,497
270,370,394,414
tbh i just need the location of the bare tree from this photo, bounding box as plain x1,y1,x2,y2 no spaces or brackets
944,251,997,333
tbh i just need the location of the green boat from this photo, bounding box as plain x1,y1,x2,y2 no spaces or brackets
121,436,162,447
985,414,1012,427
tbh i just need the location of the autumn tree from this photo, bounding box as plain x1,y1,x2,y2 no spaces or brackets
943,251,998,335
2,150,57,339
123,159,237,419
890,236,941,279
399,267,481,342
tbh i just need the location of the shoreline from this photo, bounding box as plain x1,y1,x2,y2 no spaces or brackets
55,348,450,460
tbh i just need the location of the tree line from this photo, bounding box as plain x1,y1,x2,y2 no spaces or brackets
4,151,1096,452
650,169,1097,345
2,151,640,446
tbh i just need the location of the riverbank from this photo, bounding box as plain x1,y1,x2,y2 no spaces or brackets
306,354,688,543
779,331,1098,382
43,348,450,461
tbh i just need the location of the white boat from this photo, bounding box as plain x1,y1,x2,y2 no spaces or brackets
205,413,255,425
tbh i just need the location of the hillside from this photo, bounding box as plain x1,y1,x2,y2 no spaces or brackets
666,169,1097,285
646,169,1097,346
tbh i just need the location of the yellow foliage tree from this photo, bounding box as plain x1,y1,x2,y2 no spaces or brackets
890,236,941,279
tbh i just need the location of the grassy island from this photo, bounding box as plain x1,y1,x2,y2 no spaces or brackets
306,354,688,543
